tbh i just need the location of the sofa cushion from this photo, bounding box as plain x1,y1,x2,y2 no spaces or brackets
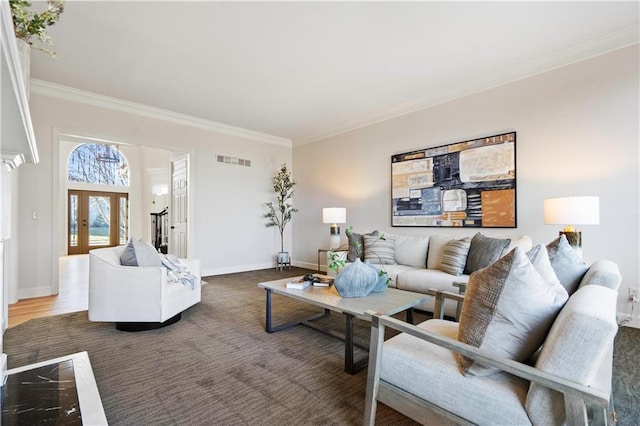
546,235,589,295
380,264,420,288
120,239,162,267
381,319,531,425
364,234,397,265
464,233,511,274
440,237,471,276
347,230,378,262
525,285,618,425
426,234,452,269
456,247,568,376
396,268,469,316
394,235,429,268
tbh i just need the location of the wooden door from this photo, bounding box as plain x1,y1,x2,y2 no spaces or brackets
68,190,128,255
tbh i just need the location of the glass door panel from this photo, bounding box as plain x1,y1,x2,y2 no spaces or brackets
119,196,128,245
88,196,111,247
69,194,78,248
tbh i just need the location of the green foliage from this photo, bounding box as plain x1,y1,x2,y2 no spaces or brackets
327,250,346,272
263,164,298,253
10,0,65,56
327,225,391,285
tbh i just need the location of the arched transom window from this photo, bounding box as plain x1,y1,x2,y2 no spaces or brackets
68,143,129,186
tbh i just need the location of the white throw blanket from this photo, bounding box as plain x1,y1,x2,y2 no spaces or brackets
162,255,199,289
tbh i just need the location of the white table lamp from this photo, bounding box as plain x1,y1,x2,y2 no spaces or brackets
323,207,346,249
543,196,599,255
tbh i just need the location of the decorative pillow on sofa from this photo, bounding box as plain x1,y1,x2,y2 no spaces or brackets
526,244,562,288
364,234,397,265
456,247,568,376
120,239,162,267
464,232,511,275
546,234,589,295
440,237,471,276
395,235,429,268
426,234,452,269
347,230,379,262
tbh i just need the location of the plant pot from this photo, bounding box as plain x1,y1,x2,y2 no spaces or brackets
277,252,289,263
334,258,380,297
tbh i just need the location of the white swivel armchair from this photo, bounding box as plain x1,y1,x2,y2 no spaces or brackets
89,245,201,331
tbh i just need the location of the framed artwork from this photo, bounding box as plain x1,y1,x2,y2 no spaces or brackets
391,132,516,228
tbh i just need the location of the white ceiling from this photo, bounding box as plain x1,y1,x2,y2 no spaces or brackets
29,1,639,146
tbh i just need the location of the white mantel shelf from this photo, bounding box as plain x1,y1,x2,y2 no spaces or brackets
0,0,38,166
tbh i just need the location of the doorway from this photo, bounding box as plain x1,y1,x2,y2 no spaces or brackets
68,190,129,255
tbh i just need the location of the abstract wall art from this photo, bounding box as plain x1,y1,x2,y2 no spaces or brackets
391,132,516,228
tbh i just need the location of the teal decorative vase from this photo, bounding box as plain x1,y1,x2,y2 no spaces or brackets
334,258,380,297
364,260,388,293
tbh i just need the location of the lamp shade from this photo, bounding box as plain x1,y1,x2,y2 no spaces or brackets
322,207,346,224
543,196,600,226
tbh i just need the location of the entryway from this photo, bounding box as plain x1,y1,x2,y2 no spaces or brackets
67,190,128,255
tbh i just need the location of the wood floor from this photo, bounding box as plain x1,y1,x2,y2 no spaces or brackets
8,255,89,328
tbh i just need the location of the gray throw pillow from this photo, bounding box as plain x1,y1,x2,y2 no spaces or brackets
364,234,397,265
546,235,589,295
120,239,138,266
347,230,378,262
440,238,471,276
464,232,511,274
120,239,162,267
456,247,568,376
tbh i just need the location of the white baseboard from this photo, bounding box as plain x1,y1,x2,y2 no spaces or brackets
18,286,53,300
617,312,640,328
292,260,318,271
202,262,274,277
202,260,320,277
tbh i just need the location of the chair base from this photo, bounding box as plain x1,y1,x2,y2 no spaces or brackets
115,313,182,332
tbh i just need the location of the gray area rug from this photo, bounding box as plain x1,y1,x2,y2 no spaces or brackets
4,267,639,425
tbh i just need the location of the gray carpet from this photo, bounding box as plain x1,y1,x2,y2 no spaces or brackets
4,267,639,425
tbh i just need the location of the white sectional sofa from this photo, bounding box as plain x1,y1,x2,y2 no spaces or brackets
342,231,532,317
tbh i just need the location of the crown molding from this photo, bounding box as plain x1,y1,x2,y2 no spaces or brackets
30,79,292,147
294,24,640,146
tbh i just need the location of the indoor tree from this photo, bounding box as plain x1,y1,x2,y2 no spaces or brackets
263,164,298,258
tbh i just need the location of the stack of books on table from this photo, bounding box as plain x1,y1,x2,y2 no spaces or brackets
286,277,311,289
311,276,334,287
286,275,334,289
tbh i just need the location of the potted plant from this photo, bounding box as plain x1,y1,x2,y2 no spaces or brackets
10,0,65,57
263,164,298,267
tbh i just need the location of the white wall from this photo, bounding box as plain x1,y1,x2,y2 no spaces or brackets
17,94,292,297
293,45,640,326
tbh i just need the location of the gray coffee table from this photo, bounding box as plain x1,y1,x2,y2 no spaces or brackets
258,277,430,374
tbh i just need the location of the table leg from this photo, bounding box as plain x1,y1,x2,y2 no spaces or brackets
345,313,354,373
406,307,414,325
344,313,369,374
265,289,274,333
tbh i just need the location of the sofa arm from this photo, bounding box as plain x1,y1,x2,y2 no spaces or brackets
89,252,166,322
364,311,610,425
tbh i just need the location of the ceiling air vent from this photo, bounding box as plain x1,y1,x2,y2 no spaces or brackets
216,155,251,167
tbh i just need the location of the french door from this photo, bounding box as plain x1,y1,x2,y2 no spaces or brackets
68,190,129,255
